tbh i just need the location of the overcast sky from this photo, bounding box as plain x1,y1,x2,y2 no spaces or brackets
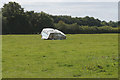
0,0,119,22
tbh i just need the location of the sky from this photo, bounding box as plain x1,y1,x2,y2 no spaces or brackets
0,0,119,22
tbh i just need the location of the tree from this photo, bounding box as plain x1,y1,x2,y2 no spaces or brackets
108,21,118,27
36,11,54,33
25,11,38,33
101,21,109,26
54,20,67,33
2,2,29,34
2,2,24,17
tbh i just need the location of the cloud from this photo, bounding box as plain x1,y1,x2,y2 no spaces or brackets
0,0,119,7
1,0,119,7
1,0,119,3
0,0,118,21
21,2,117,21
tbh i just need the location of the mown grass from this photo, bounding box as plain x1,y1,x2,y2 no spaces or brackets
2,34,118,78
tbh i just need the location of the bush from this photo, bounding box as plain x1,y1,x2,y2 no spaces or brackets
54,22,119,34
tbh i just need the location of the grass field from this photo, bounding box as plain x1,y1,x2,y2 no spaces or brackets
2,34,118,78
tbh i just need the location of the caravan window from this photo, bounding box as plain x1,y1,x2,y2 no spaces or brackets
56,33,63,37
42,32,48,37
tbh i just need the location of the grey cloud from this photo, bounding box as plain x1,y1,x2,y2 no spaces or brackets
22,2,118,21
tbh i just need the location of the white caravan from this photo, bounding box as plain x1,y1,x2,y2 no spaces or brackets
41,28,66,40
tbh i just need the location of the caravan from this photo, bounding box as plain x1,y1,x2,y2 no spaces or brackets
41,28,66,40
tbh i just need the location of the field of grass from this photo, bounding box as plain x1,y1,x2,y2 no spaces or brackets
2,34,118,78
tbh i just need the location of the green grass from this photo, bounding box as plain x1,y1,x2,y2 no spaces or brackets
0,35,2,79
2,34,118,78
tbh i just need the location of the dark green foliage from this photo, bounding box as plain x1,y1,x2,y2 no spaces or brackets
24,11,54,34
108,21,118,27
51,15,118,27
2,1,119,34
36,11,54,33
2,2,54,34
54,21,119,34
2,2,29,34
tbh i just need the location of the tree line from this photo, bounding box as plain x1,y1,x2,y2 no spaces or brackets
1,2,119,34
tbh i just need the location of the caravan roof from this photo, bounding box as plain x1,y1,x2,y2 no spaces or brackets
42,28,66,36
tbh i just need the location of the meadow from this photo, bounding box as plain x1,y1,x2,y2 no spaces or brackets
2,34,118,78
